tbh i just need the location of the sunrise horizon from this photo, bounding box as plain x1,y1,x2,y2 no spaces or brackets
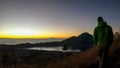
0,32,77,39
0,29,118,39
0,33,83,39
0,0,119,39
0,31,93,39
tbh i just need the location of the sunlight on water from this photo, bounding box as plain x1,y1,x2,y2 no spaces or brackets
27,47,63,51
26,47,80,52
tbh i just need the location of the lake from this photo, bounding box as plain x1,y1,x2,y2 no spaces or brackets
0,38,81,52
26,46,80,52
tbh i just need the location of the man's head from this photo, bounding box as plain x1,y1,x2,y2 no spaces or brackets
97,16,107,26
98,16,104,21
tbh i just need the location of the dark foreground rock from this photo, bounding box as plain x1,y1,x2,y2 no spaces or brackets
87,47,120,68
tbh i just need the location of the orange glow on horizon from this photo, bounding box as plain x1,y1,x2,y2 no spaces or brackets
0,29,80,38
0,34,70,39
0,32,72,39
0,29,92,39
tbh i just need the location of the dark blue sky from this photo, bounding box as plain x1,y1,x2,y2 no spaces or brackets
0,0,120,38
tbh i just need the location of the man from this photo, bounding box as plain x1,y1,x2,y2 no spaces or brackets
93,17,113,68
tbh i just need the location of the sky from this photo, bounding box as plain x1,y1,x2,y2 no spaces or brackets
0,0,120,38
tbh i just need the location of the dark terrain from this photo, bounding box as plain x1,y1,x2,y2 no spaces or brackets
0,32,120,68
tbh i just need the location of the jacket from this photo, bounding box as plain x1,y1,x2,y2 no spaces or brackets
93,21,113,47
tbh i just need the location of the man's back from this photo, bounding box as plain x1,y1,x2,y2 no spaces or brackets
94,21,113,47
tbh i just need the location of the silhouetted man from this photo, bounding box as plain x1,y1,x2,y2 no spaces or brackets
93,17,113,68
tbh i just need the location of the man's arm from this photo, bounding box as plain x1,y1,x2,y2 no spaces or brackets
93,28,98,45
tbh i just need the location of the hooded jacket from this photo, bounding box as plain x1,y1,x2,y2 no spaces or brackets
93,21,113,47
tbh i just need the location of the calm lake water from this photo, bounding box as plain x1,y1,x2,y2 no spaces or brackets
26,46,80,52
0,38,81,52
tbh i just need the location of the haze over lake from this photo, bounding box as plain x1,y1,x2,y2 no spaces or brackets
0,38,65,45
0,38,81,52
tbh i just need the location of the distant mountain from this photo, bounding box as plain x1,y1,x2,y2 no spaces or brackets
62,32,94,51
0,32,94,51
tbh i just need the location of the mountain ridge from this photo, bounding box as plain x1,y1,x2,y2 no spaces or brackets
62,32,94,51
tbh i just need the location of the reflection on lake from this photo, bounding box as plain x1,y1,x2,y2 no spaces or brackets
26,47,80,52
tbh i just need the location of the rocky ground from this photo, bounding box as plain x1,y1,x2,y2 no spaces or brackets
88,46,120,68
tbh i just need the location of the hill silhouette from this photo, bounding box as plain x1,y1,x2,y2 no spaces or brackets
62,32,94,51
0,32,94,51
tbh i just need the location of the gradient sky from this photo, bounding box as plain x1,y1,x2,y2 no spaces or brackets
0,0,120,38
